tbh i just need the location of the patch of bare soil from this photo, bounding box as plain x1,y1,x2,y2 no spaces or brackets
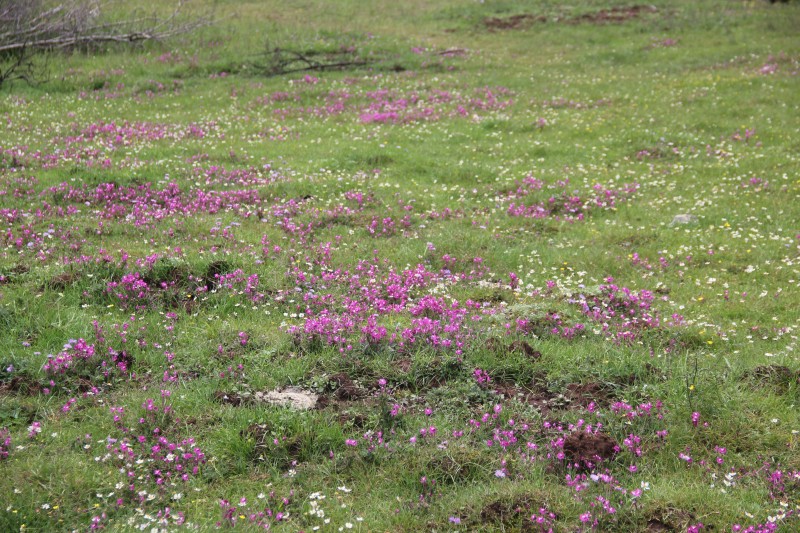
743,364,799,393
509,340,542,361
484,14,545,31
316,372,366,410
563,430,618,468
47,272,78,290
494,378,615,414
646,519,672,532
484,5,657,30
331,372,363,401
0,374,42,396
645,508,695,532
479,494,549,530
494,381,556,413
1,264,28,284
565,382,614,408
569,5,658,24
337,411,369,429
213,390,249,406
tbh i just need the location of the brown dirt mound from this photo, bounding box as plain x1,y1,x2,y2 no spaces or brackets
569,5,658,24
565,382,614,408
747,364,796,380
0,375,43,396
495,378,617,414
316,373,364,409
213,390,248,406
509,340,542,361
647,519,673,532
337,412,368,429
331,372,362,400
484,5,657,30
480,494,546,529
48,272,78,290
743,365,799,392
645,508,695,532
484,14,545,31
563,430,618,468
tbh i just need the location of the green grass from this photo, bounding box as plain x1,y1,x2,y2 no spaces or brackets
1,0,799,531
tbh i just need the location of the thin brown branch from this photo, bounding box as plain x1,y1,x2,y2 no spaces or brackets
0,0,213,55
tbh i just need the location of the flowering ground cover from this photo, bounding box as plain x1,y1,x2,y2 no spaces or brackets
1,0,799,530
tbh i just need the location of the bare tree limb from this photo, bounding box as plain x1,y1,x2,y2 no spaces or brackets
253,46,373,78
0,0,213,87
0,0,213,55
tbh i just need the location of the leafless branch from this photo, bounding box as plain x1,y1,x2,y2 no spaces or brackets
0,0,213,87
254,46,372,77
0,0,213,55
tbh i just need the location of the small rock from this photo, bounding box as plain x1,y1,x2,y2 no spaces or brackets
670,214,698,226
256,387,318,410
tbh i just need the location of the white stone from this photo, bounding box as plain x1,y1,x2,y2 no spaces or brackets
670,214,698,226
256,387,318,410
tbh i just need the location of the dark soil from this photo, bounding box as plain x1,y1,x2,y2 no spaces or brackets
202,260,233,291
563,430,618,468
645,508,695,532
48,272,78,290
316,372,367,410
484,14,545,31
331,372,362,400
479,494,548,530
564,382,614,408
213,390,249,406
0,374,43,396
568,5,658,24
337,412,368,429
315,393,331,409
493,380,552,412
0,264,29,284
646,519,673,532
509,340,542,361
10,264,29,275
743,364,799,392
494,378,616,414
484,5,657,30
112,350,134,371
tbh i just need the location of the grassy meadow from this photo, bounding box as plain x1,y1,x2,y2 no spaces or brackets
1,0,799,530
